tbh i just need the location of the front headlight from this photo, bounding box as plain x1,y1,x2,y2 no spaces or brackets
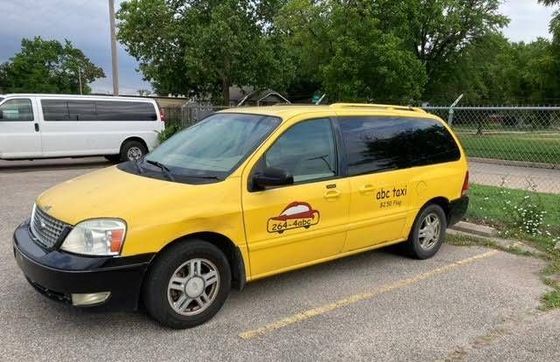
61,219,126,256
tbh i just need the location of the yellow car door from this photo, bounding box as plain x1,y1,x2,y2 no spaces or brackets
337,116,414,251
242,117,350,279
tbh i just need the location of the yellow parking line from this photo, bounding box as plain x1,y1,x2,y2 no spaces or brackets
239,250,499,340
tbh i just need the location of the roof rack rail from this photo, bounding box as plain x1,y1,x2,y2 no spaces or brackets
329,103,426,113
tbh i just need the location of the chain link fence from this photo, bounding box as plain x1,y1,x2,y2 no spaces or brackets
161,103,228,129
424,106,560,194
161,103,560,194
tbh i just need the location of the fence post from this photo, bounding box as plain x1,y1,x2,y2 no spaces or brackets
448,94,464,125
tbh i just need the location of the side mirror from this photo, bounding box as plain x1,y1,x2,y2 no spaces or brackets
0,110,3,119
252,167,293,190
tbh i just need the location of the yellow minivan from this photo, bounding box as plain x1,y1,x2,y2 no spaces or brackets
13,104,469,328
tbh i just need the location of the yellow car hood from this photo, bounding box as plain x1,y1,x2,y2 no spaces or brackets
36,166,228,226
35,166,244,256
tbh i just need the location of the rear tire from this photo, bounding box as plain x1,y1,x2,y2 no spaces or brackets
120,140,147,162
403,204,447,259
142,240,231,329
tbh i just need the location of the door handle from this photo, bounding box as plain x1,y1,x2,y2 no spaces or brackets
359,184,375,193
324,189,341,200
34,123,39,132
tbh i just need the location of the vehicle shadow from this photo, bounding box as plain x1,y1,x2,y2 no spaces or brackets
0,158,112,172
7,245,404,333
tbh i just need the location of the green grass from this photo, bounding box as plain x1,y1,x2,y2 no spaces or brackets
457,132,560,164
543,290,560,309
459,183,560,310
542,259,560,310
466,184,560,228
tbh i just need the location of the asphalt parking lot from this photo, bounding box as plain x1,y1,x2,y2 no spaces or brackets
1,158,559,361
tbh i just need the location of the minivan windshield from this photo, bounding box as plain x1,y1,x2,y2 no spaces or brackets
134,113,280,182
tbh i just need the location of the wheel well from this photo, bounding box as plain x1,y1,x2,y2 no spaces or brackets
146,232,246,292
423,197,450,223
121,137,148,153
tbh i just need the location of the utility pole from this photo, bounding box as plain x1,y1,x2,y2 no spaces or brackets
78,66,83,95
108,0,119,96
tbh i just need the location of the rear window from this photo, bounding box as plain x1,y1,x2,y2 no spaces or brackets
96,101,157,121
339,117,461,176
41,100,157,121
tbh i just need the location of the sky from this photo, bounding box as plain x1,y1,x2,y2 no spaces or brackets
0,0,557,95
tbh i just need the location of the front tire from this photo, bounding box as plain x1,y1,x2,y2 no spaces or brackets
120,140,147,162
143,240,231,329
404,204,447,259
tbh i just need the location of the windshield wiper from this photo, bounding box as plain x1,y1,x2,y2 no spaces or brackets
144,159,175,181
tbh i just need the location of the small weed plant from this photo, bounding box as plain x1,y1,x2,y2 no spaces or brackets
512,193,546,236
157,122,182,144
498,177,551,241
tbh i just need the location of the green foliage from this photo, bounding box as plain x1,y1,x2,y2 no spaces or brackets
0,37,105,94
157,122,182,143
542,289,560,309
466,183,560,252
276,1,426,102
118,0,289,104
512,194,547,236
115,0,560,104
375,0,508,99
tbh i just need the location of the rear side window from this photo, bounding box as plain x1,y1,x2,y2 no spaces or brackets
41,100,157,121
42,100,70,121
96,101,157,121
339,117,460,176
68,101,96,121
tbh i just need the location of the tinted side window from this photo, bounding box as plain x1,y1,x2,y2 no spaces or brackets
257,118,337,184
407,119,461,166
96,101,157,121
339,117,460,176
41,100,70,121
0,99,33,121
67,101,96,121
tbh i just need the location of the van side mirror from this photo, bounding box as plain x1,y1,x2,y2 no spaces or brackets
0,110,3,119
252,167,293,190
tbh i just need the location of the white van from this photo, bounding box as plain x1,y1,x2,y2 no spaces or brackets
0,94,165,162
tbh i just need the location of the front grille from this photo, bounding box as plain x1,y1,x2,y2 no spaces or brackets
30,206,69,248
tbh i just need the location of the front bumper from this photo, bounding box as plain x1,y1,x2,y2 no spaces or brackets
448,196,469,226
13,220,154,311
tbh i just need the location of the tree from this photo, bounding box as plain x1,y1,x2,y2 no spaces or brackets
0,37,105,94
275,0,426,103
117,0,289,104
422,32,560,105
373,0,508,99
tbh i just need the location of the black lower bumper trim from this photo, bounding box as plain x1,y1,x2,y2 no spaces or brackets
13,221,154,311
448,196,469,226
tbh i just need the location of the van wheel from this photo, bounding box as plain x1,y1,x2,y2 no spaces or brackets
142,240,231,329
404,204,447,260
120,140,147,162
